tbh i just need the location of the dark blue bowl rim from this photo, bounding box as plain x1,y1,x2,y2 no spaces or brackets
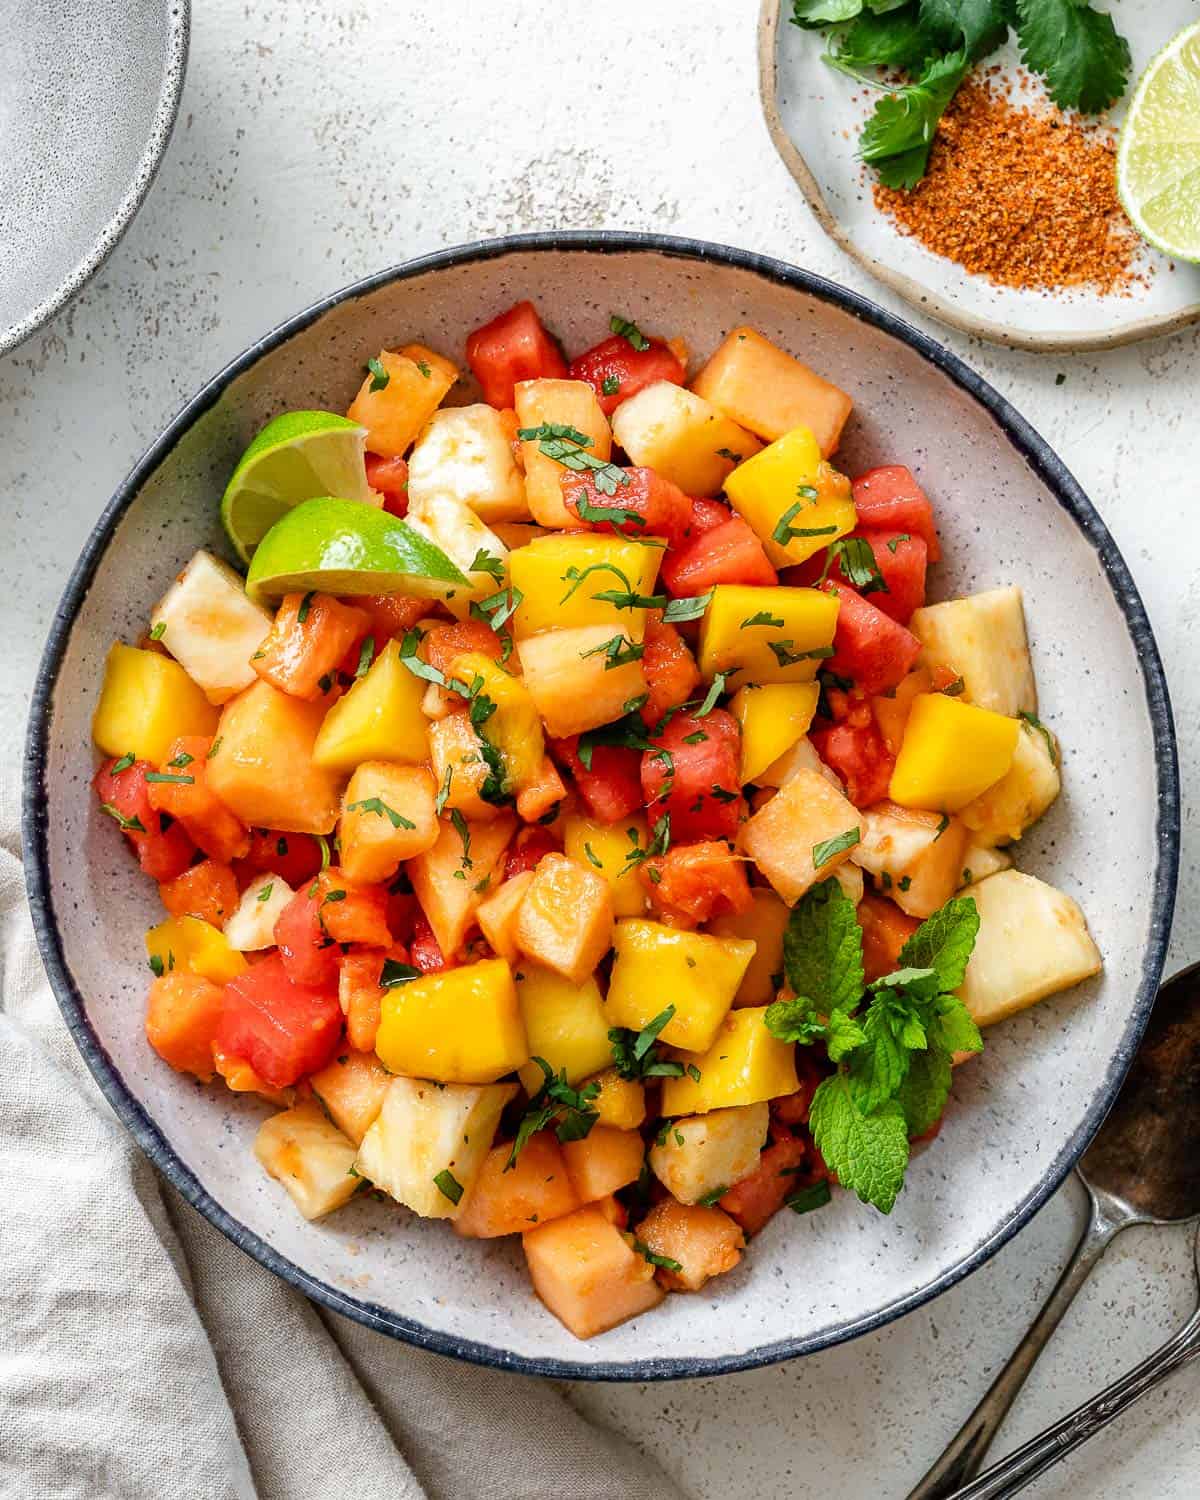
23,230,1180,1381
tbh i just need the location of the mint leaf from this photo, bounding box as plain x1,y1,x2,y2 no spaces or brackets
931,994,983,1055
898,896,980,992
765,997,830,1046
896,1046,953,1138
826,1008,867,1062
918,0,1009,59
869,965,939,997
1015,0,1130,113
848,1001,913,1111
860,48,970,187
809,1075,910,1214
782,878,865,1019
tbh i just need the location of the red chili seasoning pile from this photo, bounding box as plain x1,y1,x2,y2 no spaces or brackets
873,77,1144,295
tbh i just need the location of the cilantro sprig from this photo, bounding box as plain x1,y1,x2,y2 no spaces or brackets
507,1059,601,1168
764,879,982,1214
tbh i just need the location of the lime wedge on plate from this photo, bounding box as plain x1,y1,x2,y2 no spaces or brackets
222,411,373,563
1117,21,1200,263
245,497,468,604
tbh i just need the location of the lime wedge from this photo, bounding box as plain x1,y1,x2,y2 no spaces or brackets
1117,21,1200,263
222,411,373,563
245,497,468,604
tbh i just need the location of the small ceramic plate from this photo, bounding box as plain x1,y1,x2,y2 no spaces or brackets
759,0,1200,351
25,234,1178,1378
0,0,189,355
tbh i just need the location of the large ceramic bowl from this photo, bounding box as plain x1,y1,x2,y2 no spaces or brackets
24,234,1179,1379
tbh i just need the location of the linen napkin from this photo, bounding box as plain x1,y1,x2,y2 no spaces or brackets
0,776,688,1500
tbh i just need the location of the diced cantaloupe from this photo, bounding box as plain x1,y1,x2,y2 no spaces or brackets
427,712,503,821
93,644,220,765
611,381,762,496
476,871,535,963
515,755,567,823
150,550,274,704
562,1127,645,1203
254,1101,360,1221
585,1068,647,1130
309,1049,392,1146
347,343,458,458
515,963,614,1093
144,972,226,1080
709,888,790,1008
648,1102,768,1204
660,1008,799,1115
562,813,648,918
454,1132,579,1238
407,811,516,958
522,1204,665,1338
516,625,649,738
852,802,969,920
634,1199,746,1292
514,379,613,527
312,637,429,771
374,957,528,1084
909,587,1036,718
205,680,343,834
515,853,614,986
605,920,754,1053
740,768,860,906
339,762,439,884
509,533,663,641
691,326,853,455
407,403,528,523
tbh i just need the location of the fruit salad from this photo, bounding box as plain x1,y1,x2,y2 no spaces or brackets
90,301,1102,1340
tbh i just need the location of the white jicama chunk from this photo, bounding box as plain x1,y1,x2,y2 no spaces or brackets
150,550,273,704
408,404,529,524
354,1076,517,1219
648,1102,768,1205
909,586,1037,718
959,870,1102,1027
960,718,1061,846
851,802,968,919
254,1101,360,1221
611,381,763,497
224,873,294,950
405,492,508,619
958,842,1012,889
758,734,843,790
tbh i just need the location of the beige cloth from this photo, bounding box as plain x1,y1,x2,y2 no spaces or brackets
0,780,687,1500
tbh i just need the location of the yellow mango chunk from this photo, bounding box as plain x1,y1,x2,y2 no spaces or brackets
709,888,791,1008
312,637,428,771
660,1008,799,1115
562,813,648,918
698,585,839,686
509,532,663,641
346,343,458,459
93,644,219,765
890,694,1020,813
690,326,853,455
515,853,614,985
514,379,612,527
584,1068,646,1130
523,1204,664,1339
731,682,820,782
605,920,755,1053
724,426,856,567
339,762,439,884
374,957,528,1084
611,381,762,497
517,624,648,739
146,915,248,986
205,680,343,835
408,812,516,959
449,650,543,793
515,964,614,1094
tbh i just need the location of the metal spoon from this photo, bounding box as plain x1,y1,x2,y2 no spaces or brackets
908,960,1200,1500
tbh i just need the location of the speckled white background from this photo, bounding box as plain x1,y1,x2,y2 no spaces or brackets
2,2,1197,1495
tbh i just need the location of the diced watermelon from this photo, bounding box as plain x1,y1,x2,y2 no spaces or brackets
720,1133,809,1237
810,714,895,808
551,736,645,824
639,841,752,926
857,891,920,983
410,912,455,973
273,881,339,989
638,614,700,729
216,952,342,1088
364,454,409,516
159,859,240,928
641,709,744,843
147,735,250,864
253,592,370,701
466,301,568,409
504,825,560,879
786,529,927,626
567,334,685,416
234,828,325,890
351,594,431,644
660,517,777,596
851,466,941,562
561,466,692,547
822,581,921,696
93,757,196,882
420,619,505,679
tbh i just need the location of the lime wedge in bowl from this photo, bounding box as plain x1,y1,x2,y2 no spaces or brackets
222,411,373,563
1117,20,1200,263
245,497,468,604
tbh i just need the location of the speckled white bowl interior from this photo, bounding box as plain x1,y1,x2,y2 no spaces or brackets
26,235,1177,1378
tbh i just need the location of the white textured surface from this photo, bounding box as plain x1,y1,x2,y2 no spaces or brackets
1,0,1197,1494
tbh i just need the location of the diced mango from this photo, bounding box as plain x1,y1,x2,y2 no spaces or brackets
960,717,1060,845
312,637,429,771
660,1009,800,1115
562,1127,645,1203
909,586,1036,718
690,325,853,455
339,763,438,884
206,680,343,834
562,813,648,918
374,957,528,1084
346,343,458,459
408,812,516,958
450,650,543,793
649,1101,768,1203
741,768,861,905
407,403,528,524
146,914,248,986
254,1101,360,1220
515,963,614,1093
853,801,968,919
634,1199,745,1292
611,381,762,497
516,625,648,738
890,694,1020,813
515,853,614,985
585,1068,646,1130
514,379,612,527
427,712,501,821
731,682,820,782
605,920,755,1053
698,585,839,685
93,643,219,765
509,533,663,641
959,870,1102,1026
454,1132,579,1237
523,1204,664,1338
709,889,790,1008
309,1049,392,1146
724,426,856,567
476,871,534,963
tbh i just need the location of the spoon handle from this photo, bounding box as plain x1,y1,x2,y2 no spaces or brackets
906,1191,1121,1500
940,1306,1200,1500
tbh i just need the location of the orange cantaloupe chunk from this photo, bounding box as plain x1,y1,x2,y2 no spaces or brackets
522,1204,665,1338
561,1127,645,1204
475,871,534,964
309,1049,392,1146
144,973,225,1081
454,1132,579,1238
515,853,614,985
408,812,517,959
634,1199,746,1292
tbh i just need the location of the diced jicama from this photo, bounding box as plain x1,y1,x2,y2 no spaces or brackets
909,587,1036,717
960,717,1060,846
223,872,294,950
405,491,508,618
150,550,273,704
851,802,968,919
648,1102,768,1205
407,404,528,523
958,842,1013,888
254,1101,360,1220
611,381,762,496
